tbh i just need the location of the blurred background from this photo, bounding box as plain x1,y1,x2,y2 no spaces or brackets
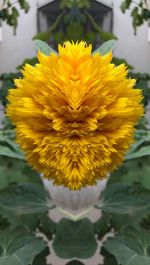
0,1,150,265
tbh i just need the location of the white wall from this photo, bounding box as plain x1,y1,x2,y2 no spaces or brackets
0,0,150,74
113,0,150,73
0,1,36,73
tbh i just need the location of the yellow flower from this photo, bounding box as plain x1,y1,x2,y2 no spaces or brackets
7,41,143,190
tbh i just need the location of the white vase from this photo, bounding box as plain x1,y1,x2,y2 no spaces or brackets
42,178,107,220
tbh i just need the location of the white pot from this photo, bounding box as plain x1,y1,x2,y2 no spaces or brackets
42,178,107,220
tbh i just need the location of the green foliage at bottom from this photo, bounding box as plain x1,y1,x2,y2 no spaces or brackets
105,226,150,265
53,218,97,259
0,226,45,265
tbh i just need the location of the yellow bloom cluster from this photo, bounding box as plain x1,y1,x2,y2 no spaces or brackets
7,41,143,189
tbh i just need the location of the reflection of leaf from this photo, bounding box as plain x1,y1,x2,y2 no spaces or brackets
101,247,118,265
105,225,150,265
0,183,54,215
53,218,97,259
0,226,45,265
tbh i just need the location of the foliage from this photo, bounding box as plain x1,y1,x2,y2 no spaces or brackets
120,0,150,33
129,72,150,106
16,57,38,70
60,0,90,9
0,72,21,107
0,226,45,265
53,218,97,259
0,0,30,33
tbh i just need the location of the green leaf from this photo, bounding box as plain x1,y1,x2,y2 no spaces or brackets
0,215,9,231
105,225,150,265
0,183,54,216
125,130,150,160
0,157,42,190
53,218,97,259
126,146,150,160
16,57,38,70
120,0,132,13
110,213,143,231
0,130,24,160
129,72,150,107
99,31,118,42
54,32,65,43
112,56,134,69
0,72,21,107
0,144,23,160
99,183,150,217
12,7,19,18
120,2,127,13
39,214,56,240
33,31,51,41
34,40,58,56
32,247,50,265
92,40,117,56
109,156,150,189
66,23,84,42
0,226,45,265
101,247,118,265
94,213,111,240
18,0,30,12
8,214,40,231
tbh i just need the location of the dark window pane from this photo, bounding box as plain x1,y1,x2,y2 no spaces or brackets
37,0,113,48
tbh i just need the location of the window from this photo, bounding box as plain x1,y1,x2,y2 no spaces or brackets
37,0,113,48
